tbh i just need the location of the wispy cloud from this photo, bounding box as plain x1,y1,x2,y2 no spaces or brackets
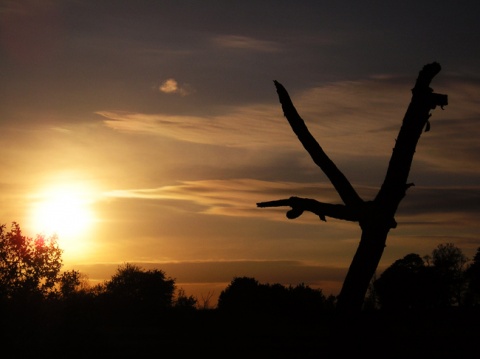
102,178,479,228
98,104,293,148
100,75,480,178
396,185,480,230
100,78,406,152
212,34,281,52
98,74,480,220
103,179,343,222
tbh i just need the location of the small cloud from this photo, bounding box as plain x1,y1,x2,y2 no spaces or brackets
159,78,179,93
213,35,281,52
158,78,194,96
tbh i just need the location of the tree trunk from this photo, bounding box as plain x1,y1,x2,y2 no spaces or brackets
257,62,448,318
336,224,390,316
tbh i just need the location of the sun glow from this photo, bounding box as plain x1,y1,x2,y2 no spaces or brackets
29,184,97,258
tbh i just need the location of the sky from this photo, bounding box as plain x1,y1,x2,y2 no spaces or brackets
1,0,479,305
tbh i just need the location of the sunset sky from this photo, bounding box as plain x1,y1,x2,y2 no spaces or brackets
1,0,479,304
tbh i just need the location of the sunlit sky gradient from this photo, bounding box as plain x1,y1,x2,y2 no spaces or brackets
1,0,479,303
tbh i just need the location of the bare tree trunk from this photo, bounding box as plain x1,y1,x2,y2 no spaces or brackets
336,226,390,315
257,63,448,318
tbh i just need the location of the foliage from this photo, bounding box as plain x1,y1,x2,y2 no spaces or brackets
373,243,474,310
104,263,176,309
217,276,332,317
217,276,260,312
431,242,468,305
432,243,468,272
465,247,480,306
59,269,82,298
174,288,197,309
373,253,431,310
0,222,63,300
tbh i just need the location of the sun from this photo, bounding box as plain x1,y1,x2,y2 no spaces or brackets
29,184,97,257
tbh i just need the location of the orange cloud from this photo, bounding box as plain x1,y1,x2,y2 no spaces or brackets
158,78,194,96
103,178,378,224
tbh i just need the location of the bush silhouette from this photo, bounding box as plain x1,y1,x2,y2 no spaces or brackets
103,263,176,315
217,276,332,319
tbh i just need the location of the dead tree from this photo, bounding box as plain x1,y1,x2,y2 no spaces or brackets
257,62,448,316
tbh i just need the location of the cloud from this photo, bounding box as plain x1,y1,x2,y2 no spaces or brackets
98,76,435,155
99,75,480,205
413,117,480,177
103,179,343,222
102,178,479,228
212,35,281,52
158,78,194,96
396,186,480,228
100,77,409,154
105,179,480,239
98,104,294,148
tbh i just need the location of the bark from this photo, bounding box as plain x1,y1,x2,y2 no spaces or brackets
257,63,448,317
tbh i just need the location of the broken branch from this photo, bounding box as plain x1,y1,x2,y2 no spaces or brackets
257,196,359,222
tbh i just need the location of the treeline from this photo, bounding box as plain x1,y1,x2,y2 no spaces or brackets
2,221,480,314
0,222,334,356
1,222,480,357
0,222,334,319
1,221,480,314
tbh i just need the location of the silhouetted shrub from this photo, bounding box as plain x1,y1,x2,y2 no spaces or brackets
374,253,428,310
217,276,330,319
103,263,176,313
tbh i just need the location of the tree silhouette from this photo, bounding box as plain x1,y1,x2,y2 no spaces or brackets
257,63,448,316
465,247,480,306
104,263,176,309
431,242,468,306
373,253,427,310
373,244,470,310
217,276,330,317
174,288,198,309
59,269,82,298
0,222,63,300
217,276,263,314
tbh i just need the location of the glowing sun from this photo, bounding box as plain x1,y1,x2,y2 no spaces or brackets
29,184,96,256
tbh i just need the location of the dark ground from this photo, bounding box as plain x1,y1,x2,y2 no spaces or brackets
2,305,479,358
